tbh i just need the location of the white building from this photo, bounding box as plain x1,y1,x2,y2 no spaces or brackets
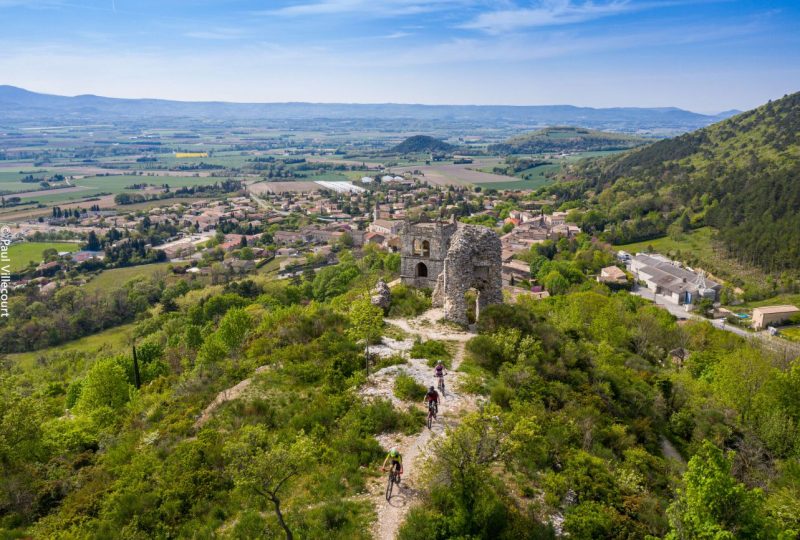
630,253,720,305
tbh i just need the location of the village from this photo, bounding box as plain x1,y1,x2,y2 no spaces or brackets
2,174,798,342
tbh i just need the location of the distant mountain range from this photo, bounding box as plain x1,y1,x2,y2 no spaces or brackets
0,85,737,132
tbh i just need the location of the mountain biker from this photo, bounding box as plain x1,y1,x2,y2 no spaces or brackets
434,360,447,385
381,448,403,482
424,385,439,415
434,360,447,377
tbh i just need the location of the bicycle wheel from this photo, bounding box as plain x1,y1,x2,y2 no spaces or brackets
385,471,394,500
438,377,445,395
427,411,432,429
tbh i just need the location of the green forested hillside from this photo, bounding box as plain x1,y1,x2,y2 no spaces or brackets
556,92,800,272
391,135,455,154
489,126,649,155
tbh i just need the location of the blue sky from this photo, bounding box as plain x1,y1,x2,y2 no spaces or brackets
0,0,798,111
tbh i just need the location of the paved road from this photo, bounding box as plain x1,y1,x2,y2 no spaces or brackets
631,286,749,338
630,286,799,359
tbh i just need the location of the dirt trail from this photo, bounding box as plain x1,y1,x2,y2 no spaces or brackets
368,309,477,540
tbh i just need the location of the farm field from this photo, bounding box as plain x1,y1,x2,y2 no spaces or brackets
8,174,225,206
388,163,513,186
6,241,80,272
475,176,555,191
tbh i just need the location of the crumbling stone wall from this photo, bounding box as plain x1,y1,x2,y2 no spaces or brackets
432,224,503,325
400,220,502,325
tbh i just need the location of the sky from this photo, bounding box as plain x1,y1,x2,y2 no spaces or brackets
0,0,798,112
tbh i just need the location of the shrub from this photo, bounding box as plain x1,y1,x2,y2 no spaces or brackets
374,354,407,370
344,399,421,436
409,339,451,367
394,372,427,401
75,357,132,413
477,303,538,335
387,285,431,318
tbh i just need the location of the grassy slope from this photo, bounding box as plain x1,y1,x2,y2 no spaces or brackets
6,322,135,368
83,262,173,292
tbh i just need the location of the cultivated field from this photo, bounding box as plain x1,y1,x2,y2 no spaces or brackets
248,181,323,193
6,241,80,272
388,163,514,186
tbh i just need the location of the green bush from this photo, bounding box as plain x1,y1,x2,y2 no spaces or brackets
409,339,451,367
394,372,427,401
352,398,421,435
387,285,431,318
374,354,407,370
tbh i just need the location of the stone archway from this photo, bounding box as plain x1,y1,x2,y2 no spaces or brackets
416,262,428,278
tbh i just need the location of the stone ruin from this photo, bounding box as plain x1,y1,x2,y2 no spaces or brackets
400,219,502,325
370,278,391,312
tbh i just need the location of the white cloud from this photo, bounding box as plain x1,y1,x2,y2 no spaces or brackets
262,0,469,18
461,0,643,34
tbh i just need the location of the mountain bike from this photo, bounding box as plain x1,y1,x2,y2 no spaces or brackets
427,400,437,429
384,463,401,500
437,373,445,395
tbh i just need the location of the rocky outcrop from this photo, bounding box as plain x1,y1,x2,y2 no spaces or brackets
371,279,392,312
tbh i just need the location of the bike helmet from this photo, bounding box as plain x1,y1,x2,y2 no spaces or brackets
437,360,443,365
429,386,435,392
389,448,399,457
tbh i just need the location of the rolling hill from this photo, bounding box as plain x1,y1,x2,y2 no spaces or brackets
562,91,800,272
390,135,455,154
488,126,651,154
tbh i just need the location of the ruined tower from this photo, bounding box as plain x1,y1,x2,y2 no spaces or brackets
400,219,502,325
399,220,458,290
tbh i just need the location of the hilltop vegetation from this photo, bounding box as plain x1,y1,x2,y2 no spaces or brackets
554,92,800,273
489,126,650,155
2,235,800,538
0,247,407,538
401,291,800,539
390,135,456,154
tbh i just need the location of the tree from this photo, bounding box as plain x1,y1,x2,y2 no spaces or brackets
712,347,773,423
85,230,101,251
224,426,314,540
542,270,570,295
428,405,510,531
348,297,383,345
217,307,253,352
666,441,769,539
54,285,84,311
75,357,132,413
